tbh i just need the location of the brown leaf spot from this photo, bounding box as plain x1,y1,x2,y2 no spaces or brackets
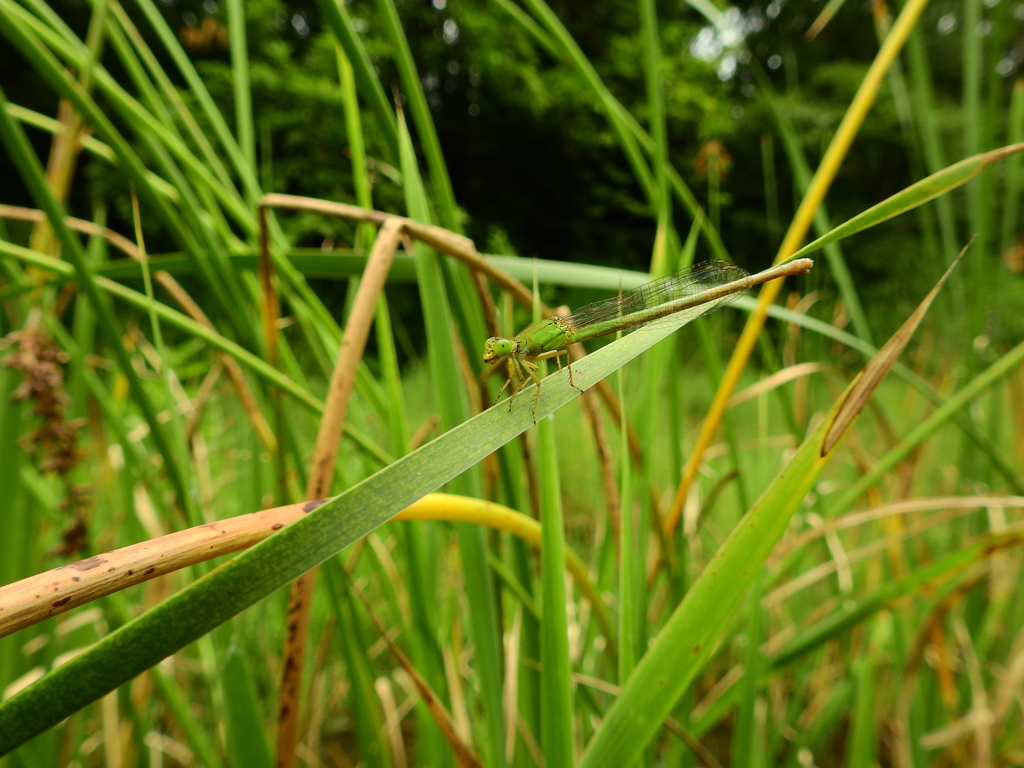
69,556,106,571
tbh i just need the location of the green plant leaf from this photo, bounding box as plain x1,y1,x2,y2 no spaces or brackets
575,252,961,768
788,144,1024,263
0,290,736,753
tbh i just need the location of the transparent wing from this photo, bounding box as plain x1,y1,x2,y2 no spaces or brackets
560,260,750,337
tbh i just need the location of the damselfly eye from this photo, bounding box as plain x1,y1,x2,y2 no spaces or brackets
483,337,513,362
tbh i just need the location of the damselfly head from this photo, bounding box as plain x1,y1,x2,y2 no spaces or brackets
483,337,514,363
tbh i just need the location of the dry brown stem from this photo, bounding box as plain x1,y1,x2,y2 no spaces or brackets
271,214,402,768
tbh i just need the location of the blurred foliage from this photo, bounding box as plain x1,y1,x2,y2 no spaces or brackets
2,0,1023,331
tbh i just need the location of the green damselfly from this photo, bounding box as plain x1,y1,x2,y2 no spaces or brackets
483,258,814,416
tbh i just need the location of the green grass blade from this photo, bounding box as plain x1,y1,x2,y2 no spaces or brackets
1001,80,1024,255
844,632,879,767
731,573,766,768
578,404,836,767
5,101,109,160
226,0,254,174
222,646,274,768
128,0,262,204
904,27,961,267
99,15,254,258
337,46,374,239
749,297,1021,493
398,112,505,765
537,415,574,766
769,540,996,667
0,240,322,413
323,561,393,768
617,370,638,686
375,295,410,458
13,0,249,229
0,1,252,335
106,1,240,202
12,241,387,466
517,0,655,204
962,0,985,276
490,0,562,58
15,0,76,41
789,144,1024,262
494,0,728,261
576,258,953,768
0,81,192,515
377,0,460,232
67,209,105,419
150,664,227,768
756,66,871,343
638,0,671,276
0,367,29,694
103,6,179,132
313,0,398,158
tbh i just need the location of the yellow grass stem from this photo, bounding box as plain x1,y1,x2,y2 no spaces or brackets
0,493,612,651
664,0,933,536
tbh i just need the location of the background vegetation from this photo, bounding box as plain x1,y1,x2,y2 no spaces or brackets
1,0,1023,764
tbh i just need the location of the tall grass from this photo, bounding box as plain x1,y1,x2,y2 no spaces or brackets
1,0,1023,766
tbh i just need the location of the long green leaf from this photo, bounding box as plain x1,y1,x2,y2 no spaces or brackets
128,0,262,204
789,144,1024,262
226,0,254,174
537,414,574,766
323,562,393,768
1001,80,1024,255
398,111,506,766
396,114,457,768
377,0,460,232
313,0,398,158
0,267,744,754
495,0,729,261
0,367,29,696
0,81,193,515
150,665,227,768
222,646,274,768
904,27,961,267
638,0,671,276
0,0,252,337
0,239,321,413
576,254,957,768
517,0,654,205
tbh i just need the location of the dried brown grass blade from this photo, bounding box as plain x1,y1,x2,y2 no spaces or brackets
276,216,403,768
822,241,969,456
0,204,140,259
354,586,485,768
259,193,538,311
